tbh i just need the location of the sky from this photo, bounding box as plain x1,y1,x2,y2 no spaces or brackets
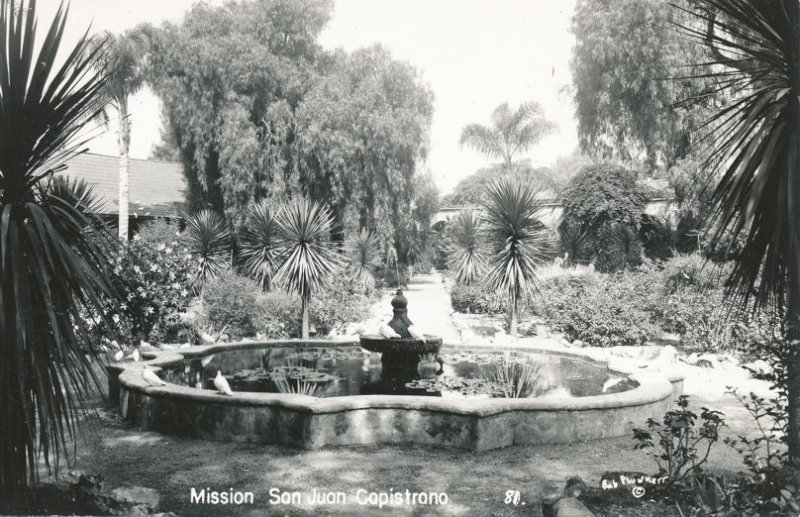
41,0,579,194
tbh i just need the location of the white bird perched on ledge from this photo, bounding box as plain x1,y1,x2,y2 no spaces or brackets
127,348,140,362
407,325,426,343
379,324,401,339
214,371,234,396
142,366,166,386
113,350,124,362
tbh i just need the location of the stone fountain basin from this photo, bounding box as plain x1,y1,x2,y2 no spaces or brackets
359,335,442,354
108,339,683,452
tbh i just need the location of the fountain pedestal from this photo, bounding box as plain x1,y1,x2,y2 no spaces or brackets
359,289,442,393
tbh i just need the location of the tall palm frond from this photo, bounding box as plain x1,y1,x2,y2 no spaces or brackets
0,0,121,506
273,198,342,338
482,178,551,335
186,209,231,287
459,101,556,168
239,200,280,291
446,209,486,285
680,0,800,464
679,1,795,307
346,228,380,292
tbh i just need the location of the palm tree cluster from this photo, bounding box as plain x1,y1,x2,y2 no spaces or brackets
185,197,389,339
0,0,124,506
447,178,553,335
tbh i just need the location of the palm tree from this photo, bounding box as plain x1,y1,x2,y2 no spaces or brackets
240,200,280,291
186,209,231,288
346,228,381,293
0,0,121,506
682,1,800,464
274,198,342,338
557,224,592,267
459,101,556,170
482,178,551,336
90,27,150,241
446,209,486,285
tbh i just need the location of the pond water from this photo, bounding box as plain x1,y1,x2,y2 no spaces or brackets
162,346,638,400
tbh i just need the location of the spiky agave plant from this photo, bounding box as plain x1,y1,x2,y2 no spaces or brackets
679,1,800,462
239,199,280,291
273,198,342,338
482,178,551,336
0,0,121,506
186,209,231,288
446,209,486,285
346,228,380,293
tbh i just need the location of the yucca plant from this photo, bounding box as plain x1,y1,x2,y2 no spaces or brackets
239,199,280,291
0,0,121,507
346,228,380,293
557,223,592,267
679,1,800,462
273,198,342,338
446,209,486,285
482,178,551,336
186,209,231,288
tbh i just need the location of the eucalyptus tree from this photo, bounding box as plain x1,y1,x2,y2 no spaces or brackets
459,101,555,171
90,27,150,240
681,0,800,466
274,198,342,338
482,178,552,336
0,0,122,506
571,0,716,169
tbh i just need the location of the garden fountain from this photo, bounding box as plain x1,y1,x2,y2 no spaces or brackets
108,289,684,451
359,289,442,389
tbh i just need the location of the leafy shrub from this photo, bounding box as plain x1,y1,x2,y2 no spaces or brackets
254,277,375,338
201,270,260,338
91,233,195,344
254,292,301,338
633,395,725,484
311,276,373,336
450,283,509,314
657,288,732,352
661,254,726,294
535,271,660,346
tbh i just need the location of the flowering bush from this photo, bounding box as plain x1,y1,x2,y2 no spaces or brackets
88,225,196,344
254,293,302,338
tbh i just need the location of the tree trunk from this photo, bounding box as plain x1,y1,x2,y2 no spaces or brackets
787,0,800,468
509,288,519,337
301,297,310,339
118,97,130,241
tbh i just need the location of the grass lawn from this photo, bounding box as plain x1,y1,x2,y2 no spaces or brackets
67,391,756,517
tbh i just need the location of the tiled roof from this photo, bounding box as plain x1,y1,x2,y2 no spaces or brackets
58,152,185,218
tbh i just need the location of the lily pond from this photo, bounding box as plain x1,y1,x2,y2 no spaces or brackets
162,346,638,399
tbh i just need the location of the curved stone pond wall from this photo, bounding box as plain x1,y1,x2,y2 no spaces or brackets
108,340,683,452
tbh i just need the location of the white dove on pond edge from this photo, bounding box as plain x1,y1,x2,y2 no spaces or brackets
407,325,426,343
214,371,234,396
113,350,124,362
142,367,166,386
379,324,401,339
127,349,140,362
